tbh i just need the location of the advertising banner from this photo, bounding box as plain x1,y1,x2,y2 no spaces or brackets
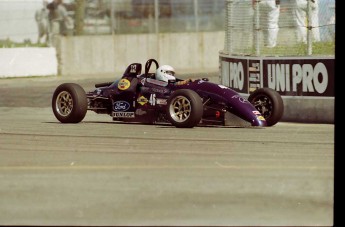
220,56,335,97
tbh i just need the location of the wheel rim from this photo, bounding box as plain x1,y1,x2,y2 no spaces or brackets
169,96,191,122
252,95,272,119
56,91,73,117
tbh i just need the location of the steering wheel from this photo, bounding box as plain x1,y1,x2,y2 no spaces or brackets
144,59,159,78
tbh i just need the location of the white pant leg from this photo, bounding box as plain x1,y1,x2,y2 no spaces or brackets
294,0,320,43
266,2,280,47
310,1,320,41
260,0,280,47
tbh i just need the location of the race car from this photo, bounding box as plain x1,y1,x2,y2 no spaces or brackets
52,59,284,128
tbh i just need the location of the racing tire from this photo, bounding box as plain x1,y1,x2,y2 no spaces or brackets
166,89,203,128
52,83,88,123
248,88,284,126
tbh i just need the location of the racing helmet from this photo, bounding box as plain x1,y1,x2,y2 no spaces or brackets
156,65,176,83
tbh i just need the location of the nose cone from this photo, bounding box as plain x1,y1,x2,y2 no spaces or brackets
251,117,267,127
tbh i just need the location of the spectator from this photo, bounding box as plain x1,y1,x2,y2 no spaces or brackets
292,0,320,43
253,0,281,48
35,0,49,44
47,0,71,37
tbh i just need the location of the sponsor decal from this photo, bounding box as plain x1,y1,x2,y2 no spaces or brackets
118,79,131,90
232,95,249,103
221,57,334,97
112,112,135,118
151,87,169,94
266,63,328,94
137,96,148,105
156,98,167,105
146,78,168,87
252,110,261,115
229,61,245,90
249,61,261,93
257,116,266,121
220,57,248,93
135,109,147,116
262,59,334,97
218,84,230,89
113,101,130,112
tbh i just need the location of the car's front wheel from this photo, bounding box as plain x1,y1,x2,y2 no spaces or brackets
248,87,284,126
166,89,203,128
52,83,88,123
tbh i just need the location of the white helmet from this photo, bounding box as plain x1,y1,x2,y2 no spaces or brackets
156,65,176,83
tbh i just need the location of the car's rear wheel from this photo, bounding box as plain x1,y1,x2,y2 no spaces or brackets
52,83,87,123
248,88,284,126
166,89,203,128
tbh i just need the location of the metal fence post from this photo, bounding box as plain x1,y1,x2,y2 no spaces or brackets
223,0,229,54
194,0,199,32
254,0,260,56
74,0,85,35
154,0,159,34
110,0,115,35
226,0,233,54
307,0,312,55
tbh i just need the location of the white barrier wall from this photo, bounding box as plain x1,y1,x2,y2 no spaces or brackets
0,32,223,78
0,48,58,78
58,32,224,75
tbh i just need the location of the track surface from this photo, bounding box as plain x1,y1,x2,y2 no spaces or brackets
0,74,334,226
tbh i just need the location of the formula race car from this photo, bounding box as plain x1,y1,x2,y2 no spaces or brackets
52,59,284,128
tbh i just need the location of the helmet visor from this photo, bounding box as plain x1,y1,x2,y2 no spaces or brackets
165,70,175,76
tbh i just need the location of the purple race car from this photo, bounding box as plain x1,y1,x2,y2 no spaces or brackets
52,59,284,128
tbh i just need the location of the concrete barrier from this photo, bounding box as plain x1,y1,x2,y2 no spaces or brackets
57,32,224,76
0,47,57,78
219,54,335,123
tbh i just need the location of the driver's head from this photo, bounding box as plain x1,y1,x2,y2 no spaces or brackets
156,65,176,83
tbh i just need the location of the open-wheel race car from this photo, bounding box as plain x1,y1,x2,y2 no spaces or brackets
52,59,284,128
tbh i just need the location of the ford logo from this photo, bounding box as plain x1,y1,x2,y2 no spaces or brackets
113,101,130,112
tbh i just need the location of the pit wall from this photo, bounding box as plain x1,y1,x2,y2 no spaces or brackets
219,54,335,123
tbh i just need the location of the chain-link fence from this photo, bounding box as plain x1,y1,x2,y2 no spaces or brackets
0,0,226,44
74,0,227,34
222,0,335,56
0,0,335,56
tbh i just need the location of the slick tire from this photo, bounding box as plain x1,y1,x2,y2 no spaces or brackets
52,83,88,123
248,88,284,126
166,89,203,128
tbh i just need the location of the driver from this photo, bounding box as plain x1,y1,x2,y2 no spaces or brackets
156,65,193,85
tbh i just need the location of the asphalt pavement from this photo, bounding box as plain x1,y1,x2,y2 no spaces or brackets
0,72,335,226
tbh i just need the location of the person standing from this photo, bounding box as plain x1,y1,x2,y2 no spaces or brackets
35,0,50,44
47,0,72,46
253,0,281,48
47,0,70,36
292,0,320,43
